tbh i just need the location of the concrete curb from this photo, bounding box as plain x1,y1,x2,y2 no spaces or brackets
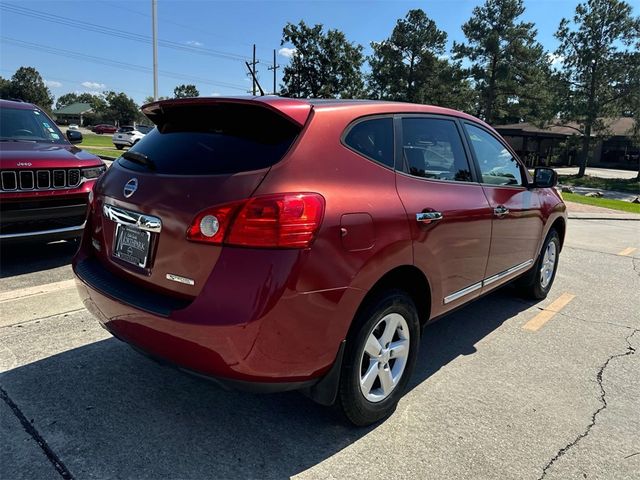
568,213,640,221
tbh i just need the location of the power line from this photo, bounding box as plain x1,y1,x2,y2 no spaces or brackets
0,3,272,64
0,37,247,91
101,0,257,50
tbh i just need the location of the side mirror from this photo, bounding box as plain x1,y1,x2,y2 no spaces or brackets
66,129,83,144
532,167,557,188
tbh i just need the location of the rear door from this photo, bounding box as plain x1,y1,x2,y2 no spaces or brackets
91,100,308,298
394,116,493,316
462,122,543,284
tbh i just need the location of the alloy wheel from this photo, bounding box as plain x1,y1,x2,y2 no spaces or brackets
358,313,410,403
540,240,557,289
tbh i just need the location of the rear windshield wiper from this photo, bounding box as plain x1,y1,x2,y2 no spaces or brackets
122,150,155,170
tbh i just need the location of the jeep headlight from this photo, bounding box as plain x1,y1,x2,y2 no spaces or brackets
82,165,106,179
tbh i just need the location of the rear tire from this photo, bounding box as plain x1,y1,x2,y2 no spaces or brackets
516,229,560,300
338,289,420,426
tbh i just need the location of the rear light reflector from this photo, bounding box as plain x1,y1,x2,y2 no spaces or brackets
187,193,325,249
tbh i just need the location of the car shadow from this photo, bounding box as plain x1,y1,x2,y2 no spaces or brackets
0,240,78,278
1,289,535,479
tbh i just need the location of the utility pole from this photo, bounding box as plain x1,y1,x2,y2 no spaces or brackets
267,49,279,95
151,0,158,100
248,44,259,96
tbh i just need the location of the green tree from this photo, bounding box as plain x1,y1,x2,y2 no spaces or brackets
104,91,140,125
173,84,200,98
0,76,10,99
368,9,475,111
280,21,364,98
0,67,54,111
368,9,446,102
453,0,552,125
555,0,640,177
56,92,107,112
143,95,170,104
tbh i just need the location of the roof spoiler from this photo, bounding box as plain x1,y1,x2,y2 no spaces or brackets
141,96,313,128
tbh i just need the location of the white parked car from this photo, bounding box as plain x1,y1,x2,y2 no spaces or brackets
112,125,152,150
68,124,80,131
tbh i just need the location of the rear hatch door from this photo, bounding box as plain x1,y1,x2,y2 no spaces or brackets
91,99,311,299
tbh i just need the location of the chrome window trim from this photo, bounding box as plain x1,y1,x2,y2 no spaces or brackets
443,259,535,304
103,204,162,233
0,222,85,239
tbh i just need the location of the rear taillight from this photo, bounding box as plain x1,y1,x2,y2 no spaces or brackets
187,193,325,249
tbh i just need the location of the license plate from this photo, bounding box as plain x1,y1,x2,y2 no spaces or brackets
113,224,151,268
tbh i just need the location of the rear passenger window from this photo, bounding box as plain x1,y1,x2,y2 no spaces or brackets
465,123,523,186
401,118,472,182
344,118,394,168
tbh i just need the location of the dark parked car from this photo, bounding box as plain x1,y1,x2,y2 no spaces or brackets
73,97,566,425
0,99,106,242
92,124,117,134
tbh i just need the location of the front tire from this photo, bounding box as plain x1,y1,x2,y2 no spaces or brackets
338,290,420,426
115,144,124,150
517,229,560,300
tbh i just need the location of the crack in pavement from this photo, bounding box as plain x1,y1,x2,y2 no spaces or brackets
0,385,74,479
537,329,639,480
633,257,640,278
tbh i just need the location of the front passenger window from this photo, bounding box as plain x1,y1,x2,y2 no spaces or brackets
465,124,523,186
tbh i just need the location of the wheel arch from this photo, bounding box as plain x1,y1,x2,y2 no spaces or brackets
549,216,566,250
352,265,432,332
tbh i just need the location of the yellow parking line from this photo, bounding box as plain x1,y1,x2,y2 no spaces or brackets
618,247,637,256
523,293,576,332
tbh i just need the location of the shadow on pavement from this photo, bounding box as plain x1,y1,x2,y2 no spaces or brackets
0,289,534,479
0,240,78,278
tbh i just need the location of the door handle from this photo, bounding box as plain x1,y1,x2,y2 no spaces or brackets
416,211,443,224
493,205,509,217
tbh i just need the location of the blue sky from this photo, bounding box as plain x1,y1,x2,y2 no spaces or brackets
1,0,587,105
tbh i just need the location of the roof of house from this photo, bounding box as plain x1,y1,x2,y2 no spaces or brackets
495,117,636,137
53,102,93,115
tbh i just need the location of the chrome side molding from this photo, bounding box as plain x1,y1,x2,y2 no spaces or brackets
103,204,162,233
482,259,534,287
443,282,482,304
443,258,535,304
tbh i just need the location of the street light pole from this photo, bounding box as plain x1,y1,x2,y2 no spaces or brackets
152,0,158,100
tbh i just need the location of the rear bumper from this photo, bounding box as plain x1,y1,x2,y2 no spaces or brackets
73,250,365,387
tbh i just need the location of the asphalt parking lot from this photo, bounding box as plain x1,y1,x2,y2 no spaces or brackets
1,219,638,480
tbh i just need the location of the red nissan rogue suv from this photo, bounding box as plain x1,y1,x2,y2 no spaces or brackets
0,99,106,242
73,97,566,425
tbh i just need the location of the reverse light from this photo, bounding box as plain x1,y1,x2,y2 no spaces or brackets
187,193,325,249
199,215,220,237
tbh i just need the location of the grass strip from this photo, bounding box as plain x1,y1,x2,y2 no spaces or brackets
563,192,640,214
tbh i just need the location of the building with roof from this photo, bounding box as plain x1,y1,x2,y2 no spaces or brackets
495,118,638,170
52,102,93,126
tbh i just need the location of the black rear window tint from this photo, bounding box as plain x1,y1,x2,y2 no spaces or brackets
118,104,301,175
344,117,394,168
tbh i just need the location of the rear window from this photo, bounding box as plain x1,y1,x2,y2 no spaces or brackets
118,103,301,175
